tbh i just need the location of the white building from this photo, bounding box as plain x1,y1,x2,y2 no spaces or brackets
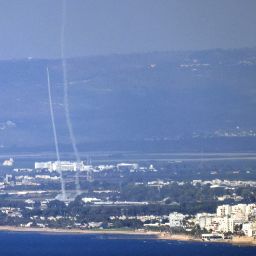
245,204,256,217
231,204,247,219
35,161,89,172
217,203,256,220
82,197,102,204
198,214,216,231
2,158,14,167
116,163,139,170
97,165,115,171
198,204,256,236
169,212,185,228
217,216,235,233
216,205,231,217
35,161,53,170
242,222,256,237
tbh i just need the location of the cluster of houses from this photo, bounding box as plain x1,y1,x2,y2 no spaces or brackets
109,203,256,239
168,203,256,238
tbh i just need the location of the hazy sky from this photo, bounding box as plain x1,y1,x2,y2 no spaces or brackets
0,0,256,59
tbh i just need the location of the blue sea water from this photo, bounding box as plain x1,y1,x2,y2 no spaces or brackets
0,232,255,256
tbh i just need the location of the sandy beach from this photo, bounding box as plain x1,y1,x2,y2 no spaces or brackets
0,226,160,237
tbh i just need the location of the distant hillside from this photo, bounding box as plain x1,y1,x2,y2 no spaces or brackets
0,48,256,153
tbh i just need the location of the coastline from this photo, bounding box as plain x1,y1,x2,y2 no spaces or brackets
0,226,160,237
0,226,255,246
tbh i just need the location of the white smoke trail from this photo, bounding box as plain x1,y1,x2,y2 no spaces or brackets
47,67,66,200
61,0,81,195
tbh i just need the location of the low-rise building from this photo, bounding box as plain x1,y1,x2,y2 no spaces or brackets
217,205,231,217
242,222,256,237
169,212,185,228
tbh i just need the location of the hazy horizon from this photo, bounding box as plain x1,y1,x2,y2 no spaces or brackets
0,0,256,60
0,46,255,62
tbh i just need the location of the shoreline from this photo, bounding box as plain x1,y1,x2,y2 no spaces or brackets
0,226,161,237
0,226,255,246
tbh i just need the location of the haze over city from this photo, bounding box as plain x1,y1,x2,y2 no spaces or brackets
0,1,255,256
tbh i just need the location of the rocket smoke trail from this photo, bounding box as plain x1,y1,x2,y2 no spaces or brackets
47,67,66,200
61,0,81,195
